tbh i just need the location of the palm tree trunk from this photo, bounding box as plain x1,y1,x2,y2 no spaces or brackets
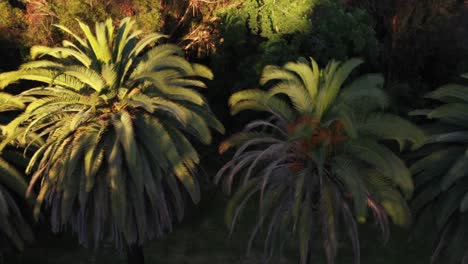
126,244,145,264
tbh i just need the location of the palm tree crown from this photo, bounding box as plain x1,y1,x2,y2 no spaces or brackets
216,57,424,264
0,18,224,248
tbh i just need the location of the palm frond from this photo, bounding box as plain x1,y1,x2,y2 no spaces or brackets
358,113,425,151
412,80,468,263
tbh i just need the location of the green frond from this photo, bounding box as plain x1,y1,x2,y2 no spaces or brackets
316,58,364,118
225,178,261,230
333,104,358,138
192,64,214,80
33,181,48,220
165,125,200,166
134,72,206,105
160,125,200,203
411,147,463,188
346,139,413,199
337,73,388,111
19,60,64,70
132,33,167,58
0,69,86,90
425,131,468,144
185,111,212,145
94,21,112,63
104,19,114,46
83,129,104,191
283,60,317,99
152,97,192,126
166,173,185,221
106,132,127,228
131,46,187,78
54,24,89,48
309,57,320,94
113,111,143,194
78,20,108,63
113,17,137,63
218,132,273,155
333,157,367,220
229,89,295,121
63,65,106,92
358,113,425,151
425,84,468,103
426,103,468,127
126,93,156,113
0,92,26,112
260,65,298,86
30,46,92,67
131,44,183,76
267,81,313,114
364,170,411,227
169,78,207,90
101,64,118,88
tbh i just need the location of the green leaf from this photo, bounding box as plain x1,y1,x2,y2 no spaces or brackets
425,84,468,103
358,113,425,150
441,147,468,190
347,139,413,199
333,157,367,220
225,178,260,229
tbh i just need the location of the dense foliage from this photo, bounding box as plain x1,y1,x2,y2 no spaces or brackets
211,0,380,89
216,57,423,263
0,1,467,263
411,74,468,264
0,0,161,46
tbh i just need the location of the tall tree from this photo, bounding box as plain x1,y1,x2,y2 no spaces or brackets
216,57,424,263
0,18,224,264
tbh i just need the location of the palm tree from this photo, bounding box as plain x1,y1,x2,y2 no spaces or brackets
0,18,224,264
216,57,424,264
411,74,468,264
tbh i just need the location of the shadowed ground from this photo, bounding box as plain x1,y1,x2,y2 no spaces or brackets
9,189,432,264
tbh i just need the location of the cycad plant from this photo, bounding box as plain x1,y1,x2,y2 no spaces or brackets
411,74,468,264
0,18,223,263
216,57,424,263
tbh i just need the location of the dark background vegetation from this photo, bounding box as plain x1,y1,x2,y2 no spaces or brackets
1,0,468,263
